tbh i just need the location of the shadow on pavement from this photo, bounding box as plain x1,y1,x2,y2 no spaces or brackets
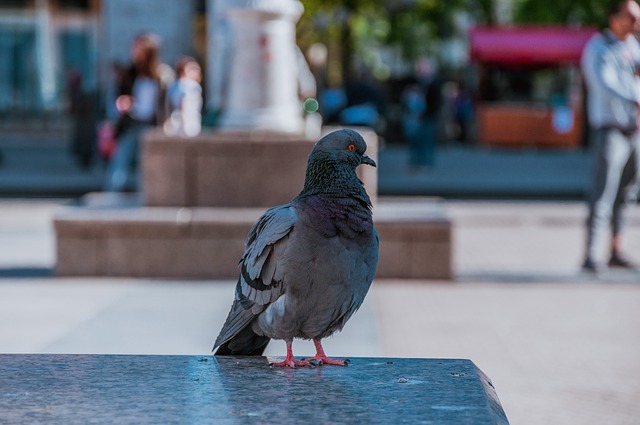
457,270,640,284
0,268,53,278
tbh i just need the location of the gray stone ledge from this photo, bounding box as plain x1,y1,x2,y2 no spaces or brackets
0,355,509,424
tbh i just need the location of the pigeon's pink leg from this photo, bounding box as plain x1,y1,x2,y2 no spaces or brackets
270,341,310,368
304,339,350,366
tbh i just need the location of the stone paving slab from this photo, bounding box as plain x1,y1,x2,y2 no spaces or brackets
0,279,638,425
374,281,640,425
450,201,640,279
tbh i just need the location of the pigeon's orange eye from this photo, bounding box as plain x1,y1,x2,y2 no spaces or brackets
347,144,356,152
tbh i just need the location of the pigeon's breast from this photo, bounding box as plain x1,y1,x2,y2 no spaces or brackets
254,199,378,341
301,196,373,240
256,226,377,341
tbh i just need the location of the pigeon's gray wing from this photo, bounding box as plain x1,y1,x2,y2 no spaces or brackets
213,204,297,353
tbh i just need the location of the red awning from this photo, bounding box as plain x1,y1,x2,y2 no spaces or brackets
469,26,597,66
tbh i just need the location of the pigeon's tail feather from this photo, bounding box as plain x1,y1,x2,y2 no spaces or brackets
214,326,270,356
213,300,268,355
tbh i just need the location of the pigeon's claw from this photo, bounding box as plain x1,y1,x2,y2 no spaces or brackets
307,339,350,366
303,355,349,366
269,340,351,368
270,357,311,368
270,341,316,368
325,357,350,366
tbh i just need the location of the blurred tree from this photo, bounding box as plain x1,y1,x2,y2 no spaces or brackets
298,0,492,83
473,0,498,25
514,0,610,27
298,0,615,84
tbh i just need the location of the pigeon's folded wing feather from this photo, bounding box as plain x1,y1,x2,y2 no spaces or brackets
213,205,297,351
240,204,297,304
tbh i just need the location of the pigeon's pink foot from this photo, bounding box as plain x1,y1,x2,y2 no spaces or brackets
305,339,350,366
270,341,314,368
270,357,311,368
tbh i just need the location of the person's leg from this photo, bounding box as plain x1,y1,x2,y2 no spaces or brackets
609,132,640,266
405,118,421,167
104,127,139,192
584,128,631,269
423,118,436,167
409,119,430,169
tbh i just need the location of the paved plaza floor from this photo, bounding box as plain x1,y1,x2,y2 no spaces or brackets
0,198,639,424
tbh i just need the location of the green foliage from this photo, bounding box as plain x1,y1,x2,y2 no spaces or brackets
297,0,610,83
298,0,482,81
513,0,610,27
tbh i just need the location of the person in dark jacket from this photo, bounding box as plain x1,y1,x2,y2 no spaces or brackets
104,33,167,192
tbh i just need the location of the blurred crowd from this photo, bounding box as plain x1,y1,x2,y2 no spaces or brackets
66,33,203,192
65,34,474,189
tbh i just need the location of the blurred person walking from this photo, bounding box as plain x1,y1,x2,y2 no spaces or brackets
67,68,96,169
453,80,474,145
407,74,441,172
104,33,167,192
581,0,640,272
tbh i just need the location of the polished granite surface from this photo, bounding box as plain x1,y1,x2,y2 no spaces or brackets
0,355,508,424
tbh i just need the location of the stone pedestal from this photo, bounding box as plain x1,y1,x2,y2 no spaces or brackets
220,0,305,132
141,128,377,207
55,128,452,280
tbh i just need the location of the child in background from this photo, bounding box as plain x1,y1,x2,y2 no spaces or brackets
165,56,202,137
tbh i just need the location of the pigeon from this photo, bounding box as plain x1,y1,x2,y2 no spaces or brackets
213,128,379,367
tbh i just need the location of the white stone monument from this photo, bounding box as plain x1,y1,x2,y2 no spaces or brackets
218,0,307,133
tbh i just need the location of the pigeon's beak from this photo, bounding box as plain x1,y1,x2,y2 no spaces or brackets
361,154,376,167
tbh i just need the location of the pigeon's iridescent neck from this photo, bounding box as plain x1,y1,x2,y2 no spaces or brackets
300,160,371,208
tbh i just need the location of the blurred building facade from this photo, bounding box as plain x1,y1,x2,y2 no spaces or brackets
0,0,98,113
0,0,199,116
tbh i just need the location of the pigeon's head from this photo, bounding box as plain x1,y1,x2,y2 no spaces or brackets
311,129,376,169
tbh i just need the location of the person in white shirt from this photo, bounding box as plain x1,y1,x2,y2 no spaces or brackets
165,56,203,137
581,0,640,272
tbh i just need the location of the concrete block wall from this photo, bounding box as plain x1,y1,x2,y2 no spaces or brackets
54,202,451,279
